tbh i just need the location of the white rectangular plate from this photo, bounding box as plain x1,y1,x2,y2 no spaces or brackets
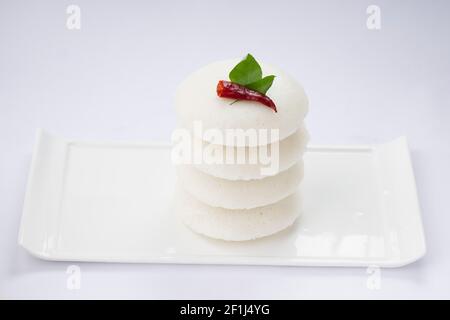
18,129,426,267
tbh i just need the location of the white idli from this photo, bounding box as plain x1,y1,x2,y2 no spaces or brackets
193,126,309,180
175,186,302,241
176,59,309,146
176,161,303,209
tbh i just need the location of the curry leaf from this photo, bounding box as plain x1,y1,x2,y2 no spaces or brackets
229,54,262,86
246,75,275,95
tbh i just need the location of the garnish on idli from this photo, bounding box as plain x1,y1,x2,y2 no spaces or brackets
216,54,277,112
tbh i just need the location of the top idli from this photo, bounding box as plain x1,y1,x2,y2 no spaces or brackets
176,59,308,146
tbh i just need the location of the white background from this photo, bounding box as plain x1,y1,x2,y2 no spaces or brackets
1,0,449,299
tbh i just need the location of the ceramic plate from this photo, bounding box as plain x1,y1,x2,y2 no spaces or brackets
18,129,426,267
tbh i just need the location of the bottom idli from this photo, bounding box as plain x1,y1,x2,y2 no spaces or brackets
177,160,304,210
175,187,302,241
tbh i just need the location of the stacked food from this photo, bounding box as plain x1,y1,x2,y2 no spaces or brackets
174,54,309,241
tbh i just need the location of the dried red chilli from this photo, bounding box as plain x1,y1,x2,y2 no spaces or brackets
216,80,277,112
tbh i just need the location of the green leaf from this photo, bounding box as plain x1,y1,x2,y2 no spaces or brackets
229,54,262,86
246,75,275,95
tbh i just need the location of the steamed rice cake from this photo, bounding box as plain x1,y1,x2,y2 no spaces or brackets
175,186,302,241
176,59,309,146
176,160,304,210
193,126,309,180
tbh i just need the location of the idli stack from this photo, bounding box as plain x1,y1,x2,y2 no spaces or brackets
174,55,309,241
